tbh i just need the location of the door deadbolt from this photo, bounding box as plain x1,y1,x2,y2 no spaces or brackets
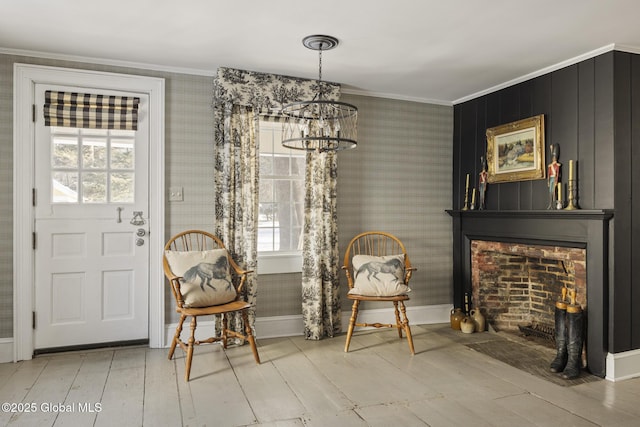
136,228,146,237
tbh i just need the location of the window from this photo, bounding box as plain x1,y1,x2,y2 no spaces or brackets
258,119,305,274
50,126,136,204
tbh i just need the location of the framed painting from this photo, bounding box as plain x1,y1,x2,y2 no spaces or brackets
485,115,545,183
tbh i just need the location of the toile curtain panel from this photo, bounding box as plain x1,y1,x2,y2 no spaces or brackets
213,67,342,341
301,151,341,340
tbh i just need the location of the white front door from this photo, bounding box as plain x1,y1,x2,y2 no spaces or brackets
33,84,150,350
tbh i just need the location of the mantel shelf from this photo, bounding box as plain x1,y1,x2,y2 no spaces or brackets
446,209,613,221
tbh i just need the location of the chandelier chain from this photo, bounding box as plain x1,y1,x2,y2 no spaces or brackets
318,47,323,83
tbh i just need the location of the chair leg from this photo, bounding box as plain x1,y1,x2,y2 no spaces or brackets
184,316,197,382
242,310,261,364
393,301,403,339
399,301,415,355
344,300,360,352
168,314,186,360
222,314,229,349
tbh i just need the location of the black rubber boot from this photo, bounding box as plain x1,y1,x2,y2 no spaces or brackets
549,303,567,373
562,307,584,379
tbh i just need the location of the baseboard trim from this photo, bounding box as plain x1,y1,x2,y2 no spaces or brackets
606,349,640,382
163,304,452,346
0,338,14,363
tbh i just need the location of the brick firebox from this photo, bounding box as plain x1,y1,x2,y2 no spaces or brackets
471,240,587,334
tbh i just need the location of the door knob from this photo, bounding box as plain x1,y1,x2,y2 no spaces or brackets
136,238,145,246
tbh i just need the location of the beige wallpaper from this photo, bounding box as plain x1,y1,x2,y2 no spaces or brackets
0,54,453,338
337,94,454,310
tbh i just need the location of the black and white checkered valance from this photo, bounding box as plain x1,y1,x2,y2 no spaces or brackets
44,91,140,130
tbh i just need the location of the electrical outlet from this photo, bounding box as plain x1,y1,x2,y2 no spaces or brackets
169,186,183,201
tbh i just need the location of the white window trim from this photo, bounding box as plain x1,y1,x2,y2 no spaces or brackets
258,252,302,275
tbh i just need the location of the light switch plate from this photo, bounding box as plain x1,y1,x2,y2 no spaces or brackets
169,186,183,201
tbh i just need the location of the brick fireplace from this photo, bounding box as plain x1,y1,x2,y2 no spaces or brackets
471,240,586,334
448,209,613,377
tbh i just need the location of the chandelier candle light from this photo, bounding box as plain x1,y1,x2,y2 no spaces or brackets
282,35,358,152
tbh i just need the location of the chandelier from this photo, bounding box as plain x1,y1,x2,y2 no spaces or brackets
281,35,358,152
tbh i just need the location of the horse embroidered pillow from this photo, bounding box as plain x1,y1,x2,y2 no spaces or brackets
350,254,410,297
164,249,237,307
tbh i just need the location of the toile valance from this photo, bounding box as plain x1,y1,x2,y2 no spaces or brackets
43,90,140,130
213,67,341,113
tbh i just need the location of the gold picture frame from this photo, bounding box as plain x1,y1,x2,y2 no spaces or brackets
486,114,545,183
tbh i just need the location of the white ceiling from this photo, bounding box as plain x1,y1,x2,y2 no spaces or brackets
2,0,640,104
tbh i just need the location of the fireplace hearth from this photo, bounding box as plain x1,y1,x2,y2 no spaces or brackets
448,209,613,377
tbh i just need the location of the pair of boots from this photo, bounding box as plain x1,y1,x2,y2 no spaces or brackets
549,300,584,379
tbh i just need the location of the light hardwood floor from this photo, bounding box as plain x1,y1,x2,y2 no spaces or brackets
1,323,640,427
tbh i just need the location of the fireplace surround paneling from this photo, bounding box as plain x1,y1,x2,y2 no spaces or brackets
447,209,613,377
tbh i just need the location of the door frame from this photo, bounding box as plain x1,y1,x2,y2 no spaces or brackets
13,64,165,360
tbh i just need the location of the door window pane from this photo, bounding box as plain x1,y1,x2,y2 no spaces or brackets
49,128,136,204
82,172,107,203
82,138,107,169
52,136,78,168
111,172,134,203
52,172,78,203
111,139,134,169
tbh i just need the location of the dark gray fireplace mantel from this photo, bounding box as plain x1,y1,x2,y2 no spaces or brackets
447,209,614,377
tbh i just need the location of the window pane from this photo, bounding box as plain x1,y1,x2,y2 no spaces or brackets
52,136,78,168
259,180,273,203
257,120,305,257
292,156,305,176
82,138,107,169
82,172,107,203
110,172,134,203
292,202,304,227
257,228,274,252
275,180,291,201
259,202,276,225
292,226,303,251
111,139,135,169
52,172,78,203
259,155,273,175
273,156,290,175
50,127,137,205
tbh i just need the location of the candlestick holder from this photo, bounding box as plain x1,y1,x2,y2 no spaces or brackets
564,179,579,210
462,185,470,210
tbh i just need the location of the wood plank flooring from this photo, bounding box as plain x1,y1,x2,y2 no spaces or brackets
1,324,640,426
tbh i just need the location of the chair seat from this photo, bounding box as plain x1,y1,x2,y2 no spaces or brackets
347,294,410,302
176,300,251,316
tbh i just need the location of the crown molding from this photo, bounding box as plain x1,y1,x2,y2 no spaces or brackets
341,86,453,106
4,44,639,106
0,47,216,77
452,44,624,104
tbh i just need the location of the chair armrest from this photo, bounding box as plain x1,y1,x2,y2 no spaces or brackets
167,275,185,307
405,267,417,284
341,265,354,288
234,269,254,294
